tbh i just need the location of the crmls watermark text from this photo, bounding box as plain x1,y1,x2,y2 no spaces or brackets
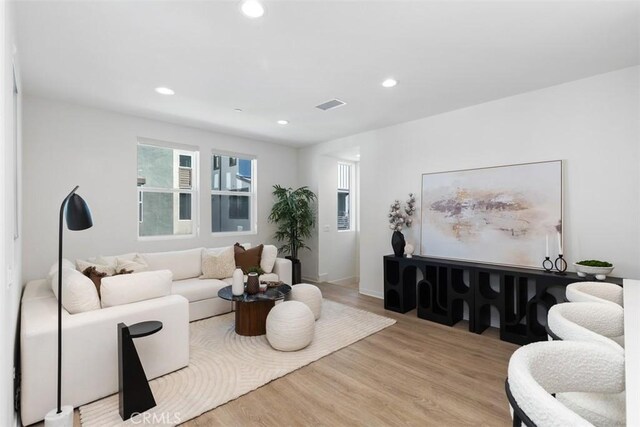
130,412,182,424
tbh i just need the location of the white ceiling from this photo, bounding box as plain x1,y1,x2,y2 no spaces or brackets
14,0,640,147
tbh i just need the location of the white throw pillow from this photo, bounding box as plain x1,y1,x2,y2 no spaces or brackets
76,259,116,276
115,254,148,273
201,247,236,279
96,253,137,268
51,267,101,314
141,248,203,280
48,259,75,278
260,245,278,274
100,270,172,308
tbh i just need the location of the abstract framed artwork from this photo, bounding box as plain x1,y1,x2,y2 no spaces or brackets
420,160,562,269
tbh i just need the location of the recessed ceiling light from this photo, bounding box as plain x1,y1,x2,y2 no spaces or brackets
234,108,243,113
155,87,175,95
277,120,289,125
382,78,398,88
240,0,265,18
356,154,361,158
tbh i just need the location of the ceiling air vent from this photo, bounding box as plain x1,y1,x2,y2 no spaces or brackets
315,99,346,111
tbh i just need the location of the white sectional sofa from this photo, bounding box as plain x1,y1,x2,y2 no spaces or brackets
20,245,292,425
138,245,292,322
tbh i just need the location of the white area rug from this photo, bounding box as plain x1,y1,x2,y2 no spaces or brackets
79,299,395,426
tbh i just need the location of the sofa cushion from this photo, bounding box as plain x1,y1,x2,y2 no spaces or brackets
172,278,228,303
100,270,172,308
76,259,116,276
201,247,235,279
48,259,75,278
116,254,149,273
261,245,278,274
234,243,263,274
51,268,101,314
94,253,137,268
141,248,203,280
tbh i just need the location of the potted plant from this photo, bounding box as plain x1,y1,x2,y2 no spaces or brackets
268,185,317,284
388,193,416,257
574,260,615,281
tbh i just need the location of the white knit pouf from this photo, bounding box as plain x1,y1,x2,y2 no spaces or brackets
290,283,323,320
266,301,315,351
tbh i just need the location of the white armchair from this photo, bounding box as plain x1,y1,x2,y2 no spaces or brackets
506,341,625,427
547,302,624,350
566,282,623,307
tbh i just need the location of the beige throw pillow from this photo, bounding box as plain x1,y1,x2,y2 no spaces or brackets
200,247,236,279
51,268,101,314
116,254,149,273
76,259,117,276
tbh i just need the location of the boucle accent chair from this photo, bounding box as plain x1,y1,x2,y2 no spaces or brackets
506,341,625,427
566,281,623,307
547,302,625,350
545,302,625,426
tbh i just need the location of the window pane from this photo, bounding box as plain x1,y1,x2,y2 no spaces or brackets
139,191,193,236
179,155,192,168
137,145,174,189
338,192,350,230
212,195,251,232
211,154,252,192
179,193,192,220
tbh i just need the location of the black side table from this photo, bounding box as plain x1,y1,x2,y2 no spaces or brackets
118,320,163,421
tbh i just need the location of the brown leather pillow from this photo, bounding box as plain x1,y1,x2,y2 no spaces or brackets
82,266,133,298
234,243,264,274
82,266,107,297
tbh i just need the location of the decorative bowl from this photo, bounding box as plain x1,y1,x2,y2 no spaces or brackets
573,263,615,281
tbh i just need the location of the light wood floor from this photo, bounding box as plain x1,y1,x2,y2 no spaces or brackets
184,281,518,426
61,281,517,427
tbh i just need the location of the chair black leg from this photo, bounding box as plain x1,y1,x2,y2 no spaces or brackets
513,414,522,427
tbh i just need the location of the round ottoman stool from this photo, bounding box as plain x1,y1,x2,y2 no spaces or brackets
290,283,323,320
266,301,315,351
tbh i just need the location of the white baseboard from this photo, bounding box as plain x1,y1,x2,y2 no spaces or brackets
328,276,358,286
359,289,384,299
318,273,329,283
301,275,319,283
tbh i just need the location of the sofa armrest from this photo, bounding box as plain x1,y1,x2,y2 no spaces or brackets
21,295,189,425
273,257,292,285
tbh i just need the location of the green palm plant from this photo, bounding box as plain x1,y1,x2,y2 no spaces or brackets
268,185,317,260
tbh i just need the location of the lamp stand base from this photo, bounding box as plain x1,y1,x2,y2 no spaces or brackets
44,406,74,427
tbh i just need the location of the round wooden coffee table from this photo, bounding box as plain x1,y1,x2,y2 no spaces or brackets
218,284,291,336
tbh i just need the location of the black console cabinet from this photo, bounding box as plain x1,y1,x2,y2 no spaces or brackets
383,255,622,345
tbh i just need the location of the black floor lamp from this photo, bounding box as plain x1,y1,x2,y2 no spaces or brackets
44,186,92,427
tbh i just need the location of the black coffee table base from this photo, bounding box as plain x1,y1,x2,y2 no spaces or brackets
118,321,163,421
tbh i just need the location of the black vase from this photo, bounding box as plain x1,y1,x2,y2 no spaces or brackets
391,231,405,257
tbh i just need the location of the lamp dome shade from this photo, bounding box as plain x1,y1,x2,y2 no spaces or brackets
65,193,93,230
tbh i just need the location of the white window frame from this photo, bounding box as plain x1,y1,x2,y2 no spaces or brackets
137,138,200,241
337,161,355,232
211,150,258,237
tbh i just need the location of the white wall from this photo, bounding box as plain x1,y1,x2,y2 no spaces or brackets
1,1,22,425
308,66,640,298
297,149,359,284
22,96,298,281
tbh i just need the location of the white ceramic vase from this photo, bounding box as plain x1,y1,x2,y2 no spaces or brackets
404,243,415,258
232,268,245,296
